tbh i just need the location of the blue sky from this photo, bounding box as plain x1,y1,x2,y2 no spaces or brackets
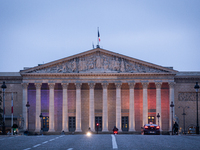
0,0,200,72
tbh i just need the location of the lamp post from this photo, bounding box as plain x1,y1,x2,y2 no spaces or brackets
178,106,189,134
157,113,160,127
194,82,199,134
39,113,43,135
26,101,30,132
1,81,7,135
170,101,174,135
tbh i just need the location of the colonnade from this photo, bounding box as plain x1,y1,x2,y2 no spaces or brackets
22,81,175,132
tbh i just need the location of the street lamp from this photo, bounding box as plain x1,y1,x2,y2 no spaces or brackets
194,82,199,134
39,113,43,135
178,106,189,134
170,101,174,135
1,81,7,135
157,113,160,127
26,101,30,132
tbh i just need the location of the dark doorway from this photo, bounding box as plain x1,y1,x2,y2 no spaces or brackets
122,116,129,131
42,116,49,131
69,117,76,132
95,116,102,131
148,116,155,124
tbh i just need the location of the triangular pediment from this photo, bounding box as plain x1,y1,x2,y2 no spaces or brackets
20,48,177,74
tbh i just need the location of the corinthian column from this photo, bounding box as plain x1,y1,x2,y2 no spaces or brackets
155,82,162,130
75,83,82,132
62,83,69,132
35,83,42,132
22,83,29,131
142,82,148,125
48,83,55,132
115,83,122,131
102,82,109,132
89,83,95,131
169,82,175,131
129,82,135,131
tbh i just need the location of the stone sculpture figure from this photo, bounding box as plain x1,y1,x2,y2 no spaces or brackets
72,59,76,72
88,59,94,69
120,59,125,72
103,58,109,70
114,58,120,71
96,53,101,68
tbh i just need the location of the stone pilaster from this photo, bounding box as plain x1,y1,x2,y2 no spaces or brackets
115,83,122,131
22,83,29,131
35,83,42,132
75,83,82,132
61,83,69,132
129,82,135,131
155,82,162,130
102,82,109,132
142,82,149,125
88,82,95,132
48,83,55,132
169,82,175,131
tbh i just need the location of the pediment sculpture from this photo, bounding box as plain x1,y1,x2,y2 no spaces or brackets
28,52,168,73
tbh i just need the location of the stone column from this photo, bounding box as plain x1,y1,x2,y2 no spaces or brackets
89,82,95,132
102,82,109,132
62,83,69,132
22,83,29,131
155,82,162,130
142,82,148,125
75,83,82,132
35,83,42,132
115,83,122,131
48,83,55,132
129,82,135,131
169,82,175,131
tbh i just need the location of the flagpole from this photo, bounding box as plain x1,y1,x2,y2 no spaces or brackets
97,27,99,47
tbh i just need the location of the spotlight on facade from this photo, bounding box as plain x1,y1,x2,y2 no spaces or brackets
1,81,7,135
194,82,199,134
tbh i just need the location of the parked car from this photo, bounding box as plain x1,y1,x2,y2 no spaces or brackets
142,123,160,135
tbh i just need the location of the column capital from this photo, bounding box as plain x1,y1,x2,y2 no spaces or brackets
155,82,162,89
128,82,135,89
115,83,122,89
88,82,95,89
48,83,55,89
22,83,29,89
34,83,42,89
142,82,149,89
75,83,82,89
102,83,109,89
61,83,69,89
168,82,176,89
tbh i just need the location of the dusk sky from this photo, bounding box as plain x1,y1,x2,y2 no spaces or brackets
0,0,200,72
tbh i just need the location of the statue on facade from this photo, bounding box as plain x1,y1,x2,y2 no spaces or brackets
95,53,101,68
114,58,120,71
120,59,125,72
72,59,76,72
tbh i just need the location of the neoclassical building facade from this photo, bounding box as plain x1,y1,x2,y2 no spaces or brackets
1,48,200,134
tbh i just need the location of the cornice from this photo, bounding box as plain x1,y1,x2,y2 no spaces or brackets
21,72,177,77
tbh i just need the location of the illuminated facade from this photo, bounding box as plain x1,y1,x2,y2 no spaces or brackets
1,48,200,134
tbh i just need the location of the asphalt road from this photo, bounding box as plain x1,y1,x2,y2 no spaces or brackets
0,134,200,150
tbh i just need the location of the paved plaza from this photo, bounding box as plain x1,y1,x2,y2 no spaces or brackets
0,134,200,150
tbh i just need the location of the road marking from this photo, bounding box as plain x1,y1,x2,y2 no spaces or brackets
33,144,41,148
67,148,73,150
23,148,31,150
42,141,48,144
111,134,118,149
49,139,55,141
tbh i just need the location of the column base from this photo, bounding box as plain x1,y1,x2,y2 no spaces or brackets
34,129,41,132
129,129,136,132
61,129,69,132
102,129,109,132
48,129,55,132
75,129,82,132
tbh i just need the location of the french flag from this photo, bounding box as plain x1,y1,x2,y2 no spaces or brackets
98,30,100,42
